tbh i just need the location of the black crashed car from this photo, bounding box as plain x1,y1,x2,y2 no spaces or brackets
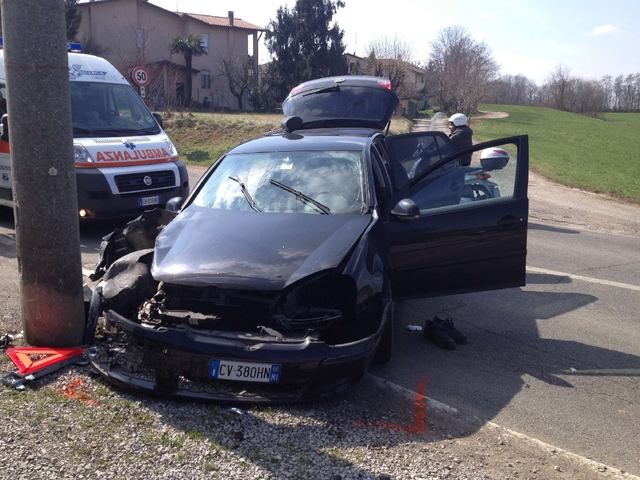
87,76,529,403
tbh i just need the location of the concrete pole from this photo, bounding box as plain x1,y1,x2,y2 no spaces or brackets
2,0,85,346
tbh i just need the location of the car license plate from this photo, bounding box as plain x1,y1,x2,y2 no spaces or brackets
209,360,281,383
139,195,160,207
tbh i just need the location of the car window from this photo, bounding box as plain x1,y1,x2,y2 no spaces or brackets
436,135,456,157
406,142,519,214
193,151,365,214
385,133,455,189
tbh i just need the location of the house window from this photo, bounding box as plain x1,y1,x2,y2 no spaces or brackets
201,70,211,89
200,34,210,53
137,29,145,48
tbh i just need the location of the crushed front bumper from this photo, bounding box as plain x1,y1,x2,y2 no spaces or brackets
87,304,391,404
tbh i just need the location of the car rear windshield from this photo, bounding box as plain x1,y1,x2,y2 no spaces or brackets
193,151,365,215
282,85,396,129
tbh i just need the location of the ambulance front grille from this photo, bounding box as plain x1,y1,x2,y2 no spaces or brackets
114,170,176,193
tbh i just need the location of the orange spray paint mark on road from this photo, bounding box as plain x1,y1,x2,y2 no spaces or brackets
353,376,428,433
63,379,100,407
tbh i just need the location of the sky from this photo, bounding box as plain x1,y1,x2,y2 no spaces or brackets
149,0,640,85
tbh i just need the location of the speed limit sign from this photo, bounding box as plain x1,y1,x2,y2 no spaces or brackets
131,66,150,87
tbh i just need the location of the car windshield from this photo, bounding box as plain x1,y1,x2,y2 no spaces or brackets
193,151,365,214
70,82,160,136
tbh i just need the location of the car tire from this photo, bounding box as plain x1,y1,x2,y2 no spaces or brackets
373,293,394,364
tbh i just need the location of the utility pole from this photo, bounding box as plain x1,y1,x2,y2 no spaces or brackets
2,0,85,346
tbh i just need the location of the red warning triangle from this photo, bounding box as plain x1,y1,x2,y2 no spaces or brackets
6,347,85,375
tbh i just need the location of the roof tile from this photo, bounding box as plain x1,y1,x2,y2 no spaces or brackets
182,13,264,31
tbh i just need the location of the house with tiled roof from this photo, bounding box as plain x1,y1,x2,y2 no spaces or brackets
76,0,264,111
346,53,428,116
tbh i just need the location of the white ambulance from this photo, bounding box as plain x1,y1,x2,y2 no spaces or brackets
0,43,189,219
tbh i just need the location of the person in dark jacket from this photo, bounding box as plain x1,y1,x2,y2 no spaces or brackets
448,113,473,166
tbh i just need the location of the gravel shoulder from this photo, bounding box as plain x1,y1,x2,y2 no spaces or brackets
528,171,640,237
0,360,634,480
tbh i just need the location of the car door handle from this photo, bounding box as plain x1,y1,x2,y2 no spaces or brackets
497,215,522,227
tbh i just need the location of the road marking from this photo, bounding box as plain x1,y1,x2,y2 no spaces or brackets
370,373,639,480
564,368,640,376
527,266,640,292
484,421,640,480
366,373,458,414
355,377,428,433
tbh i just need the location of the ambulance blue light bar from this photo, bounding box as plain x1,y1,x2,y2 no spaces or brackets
0,38,82,52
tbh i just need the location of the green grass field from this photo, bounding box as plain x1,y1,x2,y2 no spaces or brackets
162,112,412,167
162,107,639,203
473,105,640,203
162,113,283,166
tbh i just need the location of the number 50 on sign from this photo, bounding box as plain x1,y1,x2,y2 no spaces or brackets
131,66,150,87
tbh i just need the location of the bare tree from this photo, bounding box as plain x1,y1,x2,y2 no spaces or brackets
545,63,573,111
621,73,640,111
600,75,614,110
613,74,625,111
471,56,640,115
361,35,419,98
539,65,609,115
217,54,253,111
425,26,499,116
573,78,607,114
491,74,539,106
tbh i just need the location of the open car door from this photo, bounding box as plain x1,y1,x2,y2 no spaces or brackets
383,135,529,299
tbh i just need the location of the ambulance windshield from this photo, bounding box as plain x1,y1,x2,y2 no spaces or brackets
70,82,160,137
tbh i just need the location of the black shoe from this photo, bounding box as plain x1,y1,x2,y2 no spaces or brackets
423,319,456,350
434,315,467,345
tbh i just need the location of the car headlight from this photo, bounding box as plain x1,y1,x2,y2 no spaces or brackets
274,273,357,332
74,144,95,163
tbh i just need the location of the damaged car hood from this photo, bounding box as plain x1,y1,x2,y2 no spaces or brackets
152,206,372,290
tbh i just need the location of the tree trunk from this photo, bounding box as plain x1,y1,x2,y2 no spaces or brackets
185,54,193,108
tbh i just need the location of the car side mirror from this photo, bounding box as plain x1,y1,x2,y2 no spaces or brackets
391,198,420,220
152,112,163,129
0,114,9,143
165,196,183,213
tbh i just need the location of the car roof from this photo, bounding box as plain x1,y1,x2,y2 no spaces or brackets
228,128,377,155
0,50,128,85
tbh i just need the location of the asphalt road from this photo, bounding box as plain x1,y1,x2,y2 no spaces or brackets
371,223,640,475
0,165,638,476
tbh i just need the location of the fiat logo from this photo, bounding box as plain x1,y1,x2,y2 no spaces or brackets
143,175,152,186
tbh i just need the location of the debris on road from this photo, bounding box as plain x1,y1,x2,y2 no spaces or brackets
0,333,15,348
1,347,86,390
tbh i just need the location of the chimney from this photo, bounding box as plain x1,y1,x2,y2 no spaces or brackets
228,11,234,26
